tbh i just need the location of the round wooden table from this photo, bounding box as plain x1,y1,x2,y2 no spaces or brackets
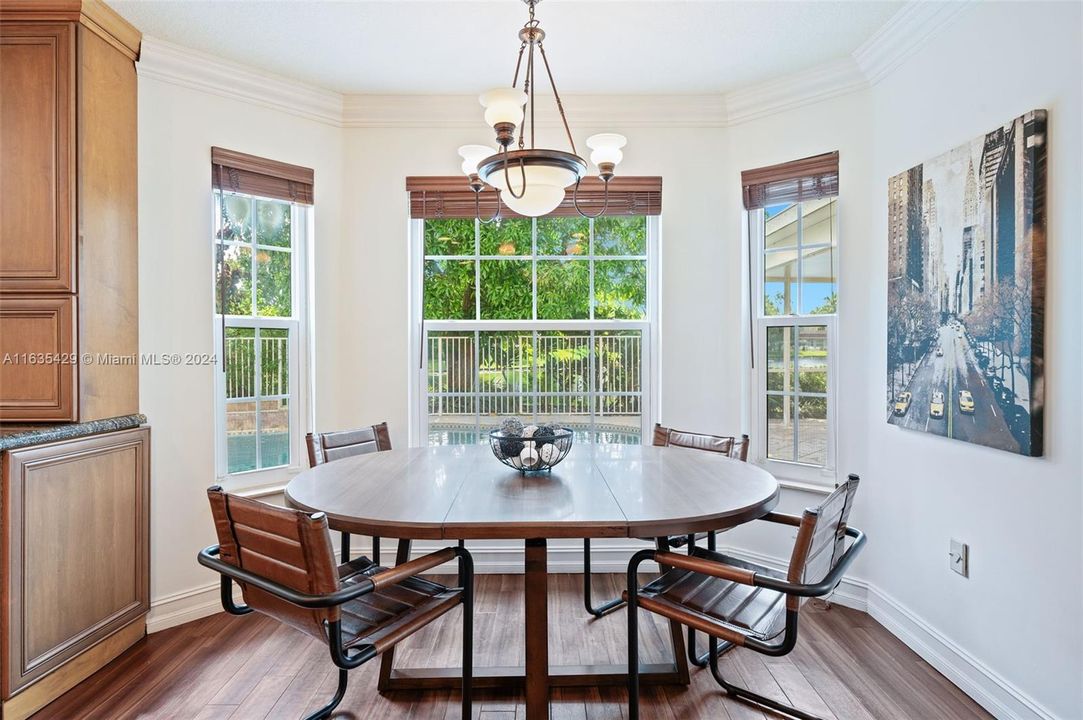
286,443,779,719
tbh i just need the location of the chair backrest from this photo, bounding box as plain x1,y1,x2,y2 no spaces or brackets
306,421,392,467
786,474,860,609
207,487,340,640
653,423,749,461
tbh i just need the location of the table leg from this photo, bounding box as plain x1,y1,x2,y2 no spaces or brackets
378,538,413,692
524,538,549,720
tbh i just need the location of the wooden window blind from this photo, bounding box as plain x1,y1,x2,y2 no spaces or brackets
741,151,838,210
211,147,314,205
405,176,662,219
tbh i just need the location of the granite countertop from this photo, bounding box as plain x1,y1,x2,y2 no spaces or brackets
0,414,147,452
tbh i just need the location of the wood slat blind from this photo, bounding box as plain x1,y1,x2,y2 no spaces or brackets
211,147,314,205
741,151,838,210
406,176,662,219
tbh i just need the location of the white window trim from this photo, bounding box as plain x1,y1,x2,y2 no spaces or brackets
212,192,312,492
747,205,839,489
408,216,661,447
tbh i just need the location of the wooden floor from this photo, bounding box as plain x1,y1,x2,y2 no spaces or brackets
36,574,991,720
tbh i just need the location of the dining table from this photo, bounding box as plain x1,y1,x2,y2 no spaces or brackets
285,441,780,719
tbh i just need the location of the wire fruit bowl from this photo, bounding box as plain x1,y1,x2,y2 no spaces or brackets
489,427,573,474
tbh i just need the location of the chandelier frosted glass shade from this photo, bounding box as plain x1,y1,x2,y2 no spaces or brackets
479,88,527,128
586,133,627,168
478,149,587,217
458,144,495,176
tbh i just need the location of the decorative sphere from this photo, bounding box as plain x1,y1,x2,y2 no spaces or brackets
521,424,538,438
519,445,540,468
539,443,560,464
500,417,525,436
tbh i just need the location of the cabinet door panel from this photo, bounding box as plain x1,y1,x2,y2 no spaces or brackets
2,427,150,697
0,296,77,421
0,23,76,292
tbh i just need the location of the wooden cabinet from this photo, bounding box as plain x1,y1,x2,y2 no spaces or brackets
1,426,150,720
0,296,77,420
0,3,140,422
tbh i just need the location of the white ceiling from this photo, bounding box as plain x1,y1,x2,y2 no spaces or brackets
108,0,905,95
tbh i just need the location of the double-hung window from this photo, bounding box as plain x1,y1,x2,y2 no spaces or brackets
410,204,659,446
745,153,838,485
212,149,312,482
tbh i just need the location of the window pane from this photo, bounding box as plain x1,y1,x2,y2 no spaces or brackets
594,260,646,319
480,260,531,319
537,331,591,399
480,217,531,256
427,331,477,395
797,396,827,466
799,243,837,315
764,203,797,250
537,216,588,256
221,195,253,243
255,199,291,248
596,330,642,394
595,216,646,255
255,249,291,317
537,259,589,319
261,328,290,396
478,331,533,419
225,327,256,399
797,325,828,394
428,397,478,446
218,244,252,315
766,326,795,393
766,394,795,462
595,394,642,444
258,398,290,468
425,218,474,256
764,250,796,315
225,400,257,473
424,259,476,319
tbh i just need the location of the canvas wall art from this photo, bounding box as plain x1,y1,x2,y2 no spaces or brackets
886,110,1046,456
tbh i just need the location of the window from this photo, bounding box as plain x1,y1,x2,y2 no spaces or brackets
412,214,657,446
211,148,313,482
745,153,838,483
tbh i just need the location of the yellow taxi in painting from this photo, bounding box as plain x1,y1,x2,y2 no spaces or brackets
930,391,945,418
893,391,912,416
959,389,975,414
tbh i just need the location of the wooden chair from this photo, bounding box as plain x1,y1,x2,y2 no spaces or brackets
626,475,864,720
306,422,392,564
583,424,750,623
198,487,473,720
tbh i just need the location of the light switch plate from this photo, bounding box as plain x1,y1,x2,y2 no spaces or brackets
949,538,969,577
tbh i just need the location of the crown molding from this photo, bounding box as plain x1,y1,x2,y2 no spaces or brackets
137,36,343,127
854,0,975,86
135,2,972,131
725,57,867,126
341,93,729,129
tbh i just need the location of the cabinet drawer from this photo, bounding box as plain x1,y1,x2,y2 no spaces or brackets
0,23,76,293
0,296,77,421
1,427,150,698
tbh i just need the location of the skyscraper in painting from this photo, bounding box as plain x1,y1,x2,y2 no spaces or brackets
886,110,1046,456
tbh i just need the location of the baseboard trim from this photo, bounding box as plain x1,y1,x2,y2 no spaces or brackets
150,541,1056,720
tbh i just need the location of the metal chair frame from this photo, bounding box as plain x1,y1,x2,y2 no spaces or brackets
198,543,474,720
626,516,865,720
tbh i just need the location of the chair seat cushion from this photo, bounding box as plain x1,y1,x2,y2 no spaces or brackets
336,557,463,652
637,550,788,641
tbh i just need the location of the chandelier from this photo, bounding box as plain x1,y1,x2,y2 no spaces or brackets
457,0,627,219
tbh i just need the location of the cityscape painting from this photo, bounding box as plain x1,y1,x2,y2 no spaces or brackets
886,110,1046,456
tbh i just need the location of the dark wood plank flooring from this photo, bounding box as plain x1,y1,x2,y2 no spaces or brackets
34,574,991,719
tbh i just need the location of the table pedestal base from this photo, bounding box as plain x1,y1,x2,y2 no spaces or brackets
378,538,691,720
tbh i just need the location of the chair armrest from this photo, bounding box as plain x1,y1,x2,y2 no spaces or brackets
760,511,803,527
652,551,758,586
753,526,866,597
368,547,459,590
198,545,376,609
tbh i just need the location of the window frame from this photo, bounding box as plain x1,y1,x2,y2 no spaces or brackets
748,203,838,488
409,215,660,447
212,190,312,490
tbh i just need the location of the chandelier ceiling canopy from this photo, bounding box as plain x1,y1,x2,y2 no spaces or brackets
458,0,627,220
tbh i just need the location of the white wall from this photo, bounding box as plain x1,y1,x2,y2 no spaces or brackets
136,2,1081,716
137,75,344,621
860,3,1082,718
